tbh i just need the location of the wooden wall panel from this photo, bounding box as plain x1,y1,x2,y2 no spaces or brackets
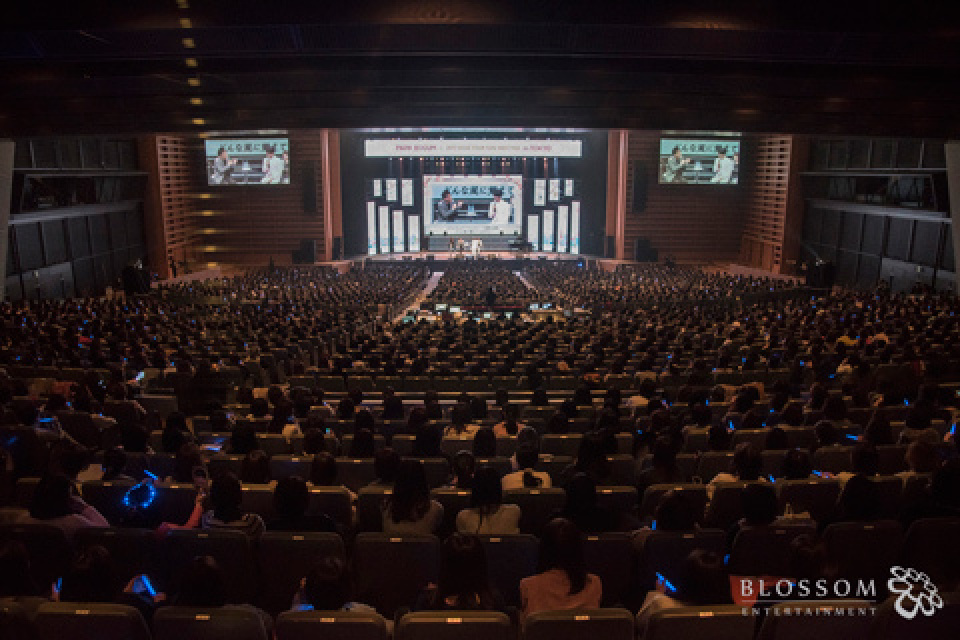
192,129,325,267
624,131,749,263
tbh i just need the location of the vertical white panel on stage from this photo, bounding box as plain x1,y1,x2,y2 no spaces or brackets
378,205,390,254
366,202,377,255
534,179,546,206
543,210,555,251
407,216,421,251
564,179,575,197
557,205,569,253
570,201,581,255
548,179,560,201
372,180,382,197
528,215,540,251
392,210,405,253
401,179,414,207
385,179,398,202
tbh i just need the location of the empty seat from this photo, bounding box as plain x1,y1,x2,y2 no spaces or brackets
635,530,727,591
728,524,816,577
757,600,874,640
583,533,634,607
258,532,345,616
503,488,566,535
776,479,840,522
643,605,756,640
353,533,440,618
275,611,388,640
162,529,257,604
396,611,512,640
524,609,634,640
541,434,583,457
153,606,269,640
596,486,638,516
36,602,151,640
479,534,539,607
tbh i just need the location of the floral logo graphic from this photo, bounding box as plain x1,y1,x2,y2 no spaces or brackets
887,566,943,619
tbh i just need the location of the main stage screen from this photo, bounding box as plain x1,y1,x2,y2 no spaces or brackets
204,137,291,186
423,175,522,236
658,137,741,185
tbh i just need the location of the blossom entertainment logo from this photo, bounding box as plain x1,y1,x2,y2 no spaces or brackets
887,566,943,619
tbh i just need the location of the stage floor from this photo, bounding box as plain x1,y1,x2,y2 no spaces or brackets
361,250,588,262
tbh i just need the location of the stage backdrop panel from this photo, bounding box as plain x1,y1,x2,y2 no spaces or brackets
392,210,404,252
543,209,555,251
407,215,421,251
378,205,390,254
366,202,377,255
571,201,580,254
557,205,569,253
528,215,540,251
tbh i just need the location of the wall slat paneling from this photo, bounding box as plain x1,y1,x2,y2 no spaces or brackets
624,131,748,263
739,135,792,273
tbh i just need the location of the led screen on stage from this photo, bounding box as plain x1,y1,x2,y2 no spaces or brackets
422,175,523,236
204,138,290,185
659,136,741,185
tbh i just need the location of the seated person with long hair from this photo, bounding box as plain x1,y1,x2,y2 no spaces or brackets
414,533,506,612
520,518,602,619
382,459,443,535
456,466,521,535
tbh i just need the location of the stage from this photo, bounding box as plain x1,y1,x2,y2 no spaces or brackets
359,250,589,264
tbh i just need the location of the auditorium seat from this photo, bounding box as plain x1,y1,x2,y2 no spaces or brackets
275,611,388,640
80,480,137,525
356,487,391,532
0,523,72,590
479,534,538,607
869,590,960,640
270,456,312,480
704,482,751,530
430,488,473,535
635,530,727,591
757,600,875,640
353,533,440,618
596,486,639,516
813,446,854,474
541,434,583,457
258,532,345,615
74,527,158,584
639,484,708,523
403,457,450,488
823,520,904,589
776,479,841,522
36,602,151,640
900,517,960,588
728,524,816,577
524,609,634,640
335,459,377,492
875,445,908,474
642,605,756,640
503,488,566,535
697,452,734,482
396,611,512,640
306,487,353,527
153,606,268,640
163,529,258,604
0,599,35,640
583,532,634,607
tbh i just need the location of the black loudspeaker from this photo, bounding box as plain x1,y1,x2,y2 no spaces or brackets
807,261,835,288
301,162,317,215
332,237,342,261
631,161,648,212
634,237,658,262
293,239,316,264
121,265,150,295
606,235,616,258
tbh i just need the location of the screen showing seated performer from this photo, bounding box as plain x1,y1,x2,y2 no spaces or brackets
658,136,741,185
423,175,523,236
204,137,291,185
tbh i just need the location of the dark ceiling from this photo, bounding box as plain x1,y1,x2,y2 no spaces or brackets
3,0,959,137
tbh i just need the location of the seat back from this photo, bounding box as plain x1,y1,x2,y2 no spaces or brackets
153,606,268,640
639,484,707,522
502,488,566,535
334,459,377,492
307,487,353,527
596,486,638,517
353,533,440,618
812,446,854,474
396,611,512,640
728,524,816,577
524,609,634,640
479,534,539,607
258,532,345,616
636,529,727,591
73,527,159,584
163,529,257,604
583,533,634,607
776,479,840,522
36,602,151,640
275,611,387,640
869,590,960,640
697,452,734,482
0,523,72,589
644,605,756,640
270,456,312,480
704,482,749,530
901,517,960,588
430,488,472,536
541,434,583,457
757,600,874,640
822,520,904,587
0,598,34,640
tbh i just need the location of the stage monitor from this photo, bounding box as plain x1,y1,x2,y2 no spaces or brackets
434,303,448,311
423,175,522,236
658,136,741,185
204,137,291,185
449,306,462,313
